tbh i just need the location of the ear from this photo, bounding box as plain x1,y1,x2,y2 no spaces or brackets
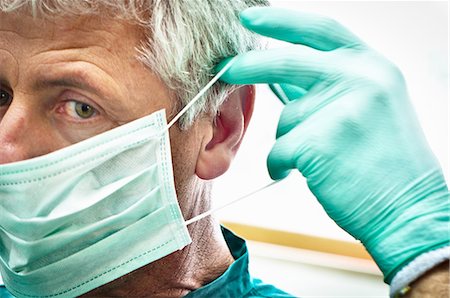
195,85,255,180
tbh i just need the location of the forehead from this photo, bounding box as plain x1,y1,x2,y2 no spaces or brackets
0,12,144,60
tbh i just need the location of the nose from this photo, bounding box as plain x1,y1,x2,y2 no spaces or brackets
0,112,32,164
0,104,49,164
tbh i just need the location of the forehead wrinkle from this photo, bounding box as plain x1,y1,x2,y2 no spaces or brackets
54,17,144,54
37,32,143,79
31,48,141,106
1,12,142,56
34,60,125,98
0,49,20,87
0,27,119,73
1,12,121,38
27,32,139,87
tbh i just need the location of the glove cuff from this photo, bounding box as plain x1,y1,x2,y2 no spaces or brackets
389,246,450,297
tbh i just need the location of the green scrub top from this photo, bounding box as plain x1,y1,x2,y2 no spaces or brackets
0,227,293,298
185,227,294,297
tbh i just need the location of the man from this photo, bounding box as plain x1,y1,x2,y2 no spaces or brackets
0,1,448,297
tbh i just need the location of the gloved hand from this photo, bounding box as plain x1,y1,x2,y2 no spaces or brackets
218,7,449,283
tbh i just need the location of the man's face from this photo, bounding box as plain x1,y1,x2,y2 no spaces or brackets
0,13,204,205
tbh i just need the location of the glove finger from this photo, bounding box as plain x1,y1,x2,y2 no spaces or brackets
269,83,307,104
266,130,301,180
267,123,319,181
217,46,334,90
266,143,292,180
240,7,364,51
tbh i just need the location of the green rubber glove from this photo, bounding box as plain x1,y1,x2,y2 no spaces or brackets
218,7,449,283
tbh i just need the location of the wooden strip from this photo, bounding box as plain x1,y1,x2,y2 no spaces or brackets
221,221,372,260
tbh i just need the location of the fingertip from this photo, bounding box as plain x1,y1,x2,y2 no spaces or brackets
267,154,291,180
239,7,267,28
268,167,290,181
239,7,263,20
214,57,237,83
214,57,234,73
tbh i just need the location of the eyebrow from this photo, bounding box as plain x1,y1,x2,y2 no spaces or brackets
33,76,100,95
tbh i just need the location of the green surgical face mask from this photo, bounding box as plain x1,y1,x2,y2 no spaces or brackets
0,60,235,298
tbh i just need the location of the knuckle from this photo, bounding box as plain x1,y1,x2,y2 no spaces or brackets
378,57,405,85
340,50,406,96
367,53,406,89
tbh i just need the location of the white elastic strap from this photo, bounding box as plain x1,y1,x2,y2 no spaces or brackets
167,57,237,129
184,180,281,226
270,83,290,105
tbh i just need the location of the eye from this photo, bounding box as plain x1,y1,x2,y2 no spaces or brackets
74,102,96,119
0,88,13,107
66,101,97,119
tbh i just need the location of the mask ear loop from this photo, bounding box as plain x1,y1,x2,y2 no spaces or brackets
167,57,237,129
184,180,281,226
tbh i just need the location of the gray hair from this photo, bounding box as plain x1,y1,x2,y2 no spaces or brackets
0,0,269,128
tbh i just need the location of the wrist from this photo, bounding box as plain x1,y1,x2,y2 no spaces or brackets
390,246,450,297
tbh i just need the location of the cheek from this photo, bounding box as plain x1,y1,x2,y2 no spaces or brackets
169,128,200,199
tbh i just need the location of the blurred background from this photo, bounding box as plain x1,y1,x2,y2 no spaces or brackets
212,1,448,297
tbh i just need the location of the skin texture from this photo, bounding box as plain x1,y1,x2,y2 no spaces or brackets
405,261,449,298
0,13,254,297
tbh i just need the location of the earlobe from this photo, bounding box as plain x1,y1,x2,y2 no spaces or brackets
195,85,255,180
